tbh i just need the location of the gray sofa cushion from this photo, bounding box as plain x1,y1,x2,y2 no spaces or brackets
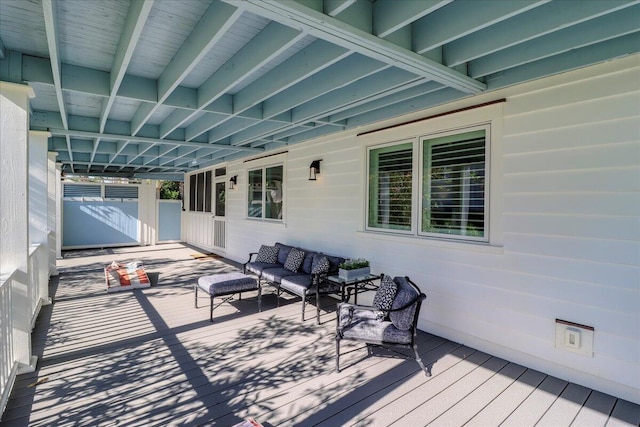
390,276,419,331
246,261,281,276
261,267,302,283
301,251,317,274
324,255,346,274
280,274,313,296
275,243,293,265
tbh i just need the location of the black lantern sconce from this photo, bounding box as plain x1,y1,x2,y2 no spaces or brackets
229,175,238,190
309,159,322,181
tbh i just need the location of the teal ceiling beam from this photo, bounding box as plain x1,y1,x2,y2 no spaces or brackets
232,40,349,114
229,0,485,94
101,0,153,133
446,0,639,67
263,55,387,119
131,1,243,136
47,128,264,153
42,0,73,169
469,7,640,78
159,22,305,139
324,0,357,17
185,40,350,141
330,80,444,123
413,0,549,55
291,68,421,123
485,33,640,90
346,87,463,129
373,0,451,38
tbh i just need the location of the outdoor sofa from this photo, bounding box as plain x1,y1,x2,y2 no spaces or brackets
244,242,345,322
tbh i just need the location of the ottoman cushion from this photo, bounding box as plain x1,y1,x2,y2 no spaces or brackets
198,272,257,296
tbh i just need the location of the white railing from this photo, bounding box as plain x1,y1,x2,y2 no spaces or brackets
0,243,50,416
28,244,49,328
0,270,19,417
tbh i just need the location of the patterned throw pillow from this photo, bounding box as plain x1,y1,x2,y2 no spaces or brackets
311,254,330,274
372,275,398,321
255,245,279,263
284,247,306,272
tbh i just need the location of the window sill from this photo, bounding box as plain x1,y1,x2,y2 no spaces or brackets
358,230,504,254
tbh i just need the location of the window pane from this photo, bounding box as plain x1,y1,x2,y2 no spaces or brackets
215,181,225,217
423,129,486,238
265,165,283,220
204,171,212,212
189,175,196,211
196,172,204,212
368,142,413,230
247,169,262,218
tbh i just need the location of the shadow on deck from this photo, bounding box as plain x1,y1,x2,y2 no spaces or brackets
1,244,638,426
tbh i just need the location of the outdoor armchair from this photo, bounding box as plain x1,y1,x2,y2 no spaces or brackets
335,275,430,376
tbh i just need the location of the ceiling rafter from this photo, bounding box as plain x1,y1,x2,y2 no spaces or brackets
159,21,305,139
469,7,640,79
412,0,549,55
42,0,73,171
324,0,357,17
185,40,351,141
227,0,485,94
130,1,244,136
373,0,451,39
446,0,639,67
92,0,154,171
48,128,263,153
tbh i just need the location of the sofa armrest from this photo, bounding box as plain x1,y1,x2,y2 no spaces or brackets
243,252,258,273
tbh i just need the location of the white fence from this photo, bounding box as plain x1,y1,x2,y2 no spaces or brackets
0,243,49,416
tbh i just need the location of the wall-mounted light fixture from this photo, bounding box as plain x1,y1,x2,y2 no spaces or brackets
309,159,322,181
229,175,238,190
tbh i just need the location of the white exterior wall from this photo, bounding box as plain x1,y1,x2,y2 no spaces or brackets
186,55,640,403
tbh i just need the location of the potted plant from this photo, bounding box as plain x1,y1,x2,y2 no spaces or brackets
338,258,370,280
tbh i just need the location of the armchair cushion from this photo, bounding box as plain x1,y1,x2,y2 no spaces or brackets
284,247,306,272
390,276,419,331
255,245,279,264
337,303,412,344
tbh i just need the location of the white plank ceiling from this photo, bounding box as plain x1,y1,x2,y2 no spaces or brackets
1,0,638,179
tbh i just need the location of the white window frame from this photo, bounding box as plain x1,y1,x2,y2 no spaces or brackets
418,124,490,243
365,139,417,235
363,102,503,247
246,163,285,222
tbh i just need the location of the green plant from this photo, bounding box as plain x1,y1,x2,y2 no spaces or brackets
339,258,370,270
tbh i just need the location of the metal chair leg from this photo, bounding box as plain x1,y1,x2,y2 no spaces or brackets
335,337,341,373
414,344,431,376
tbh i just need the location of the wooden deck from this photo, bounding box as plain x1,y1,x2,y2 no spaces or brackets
1,244,638,426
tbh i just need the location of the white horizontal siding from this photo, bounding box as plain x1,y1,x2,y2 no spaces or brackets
215,56,640,404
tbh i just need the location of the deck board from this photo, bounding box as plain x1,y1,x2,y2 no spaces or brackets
1,244,639,427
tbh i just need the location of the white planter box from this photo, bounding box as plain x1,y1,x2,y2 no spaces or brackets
338,267,370,281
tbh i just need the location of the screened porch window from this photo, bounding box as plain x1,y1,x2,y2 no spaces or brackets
188,171,212,212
